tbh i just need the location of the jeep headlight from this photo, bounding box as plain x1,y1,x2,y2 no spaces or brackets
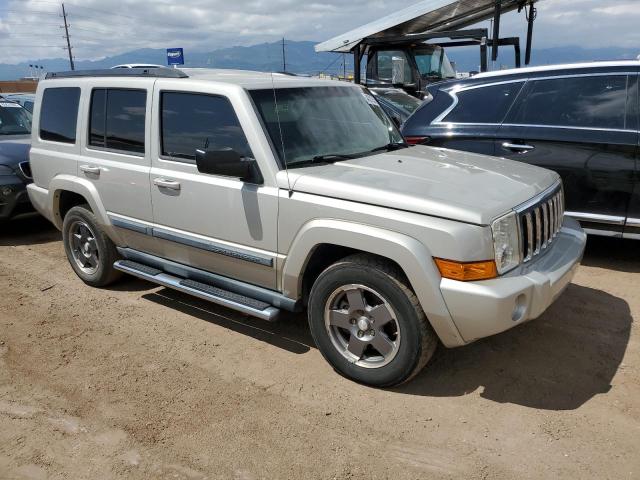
491,211,521,275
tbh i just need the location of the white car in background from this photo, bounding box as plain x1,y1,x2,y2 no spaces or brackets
111,64,165,69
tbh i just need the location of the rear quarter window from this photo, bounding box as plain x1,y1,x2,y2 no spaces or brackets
401,87,454,135
39,87,80,144
441,81,524,124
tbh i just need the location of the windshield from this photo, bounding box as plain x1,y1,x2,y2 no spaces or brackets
250,86,403,168
0,102,31,135
413,46,456,80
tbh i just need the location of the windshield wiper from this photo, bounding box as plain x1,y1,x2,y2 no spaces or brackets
369,142,409,153
312,153,356,162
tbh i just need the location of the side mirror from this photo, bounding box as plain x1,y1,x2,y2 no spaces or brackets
195,148,262,183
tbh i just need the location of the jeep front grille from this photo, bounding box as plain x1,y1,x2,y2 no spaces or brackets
518,184,564,263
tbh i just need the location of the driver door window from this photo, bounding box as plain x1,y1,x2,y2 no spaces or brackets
161,92,253,163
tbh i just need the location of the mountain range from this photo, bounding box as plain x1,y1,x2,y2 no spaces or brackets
2,40,638,80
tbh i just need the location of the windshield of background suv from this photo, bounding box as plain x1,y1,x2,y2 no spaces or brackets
414,46,456,81
250,86,404,168
0,102,31,135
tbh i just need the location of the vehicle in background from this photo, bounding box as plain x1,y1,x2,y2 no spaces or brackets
3,93,35,113
29,67,585,387
401,61,640,240
0,100,33,223
316,0,541,99
369,87,425,126
111,64,165,69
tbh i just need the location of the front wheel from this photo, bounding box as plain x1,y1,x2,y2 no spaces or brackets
308,254,437,387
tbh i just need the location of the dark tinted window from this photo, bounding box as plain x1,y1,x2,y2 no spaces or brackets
508,75,628,129
89,88,146,154
89,89,106,146
40,87,80,143
161,92,252,161
443,82,523,124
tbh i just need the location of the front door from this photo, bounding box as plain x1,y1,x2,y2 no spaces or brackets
496,73,637,236
148,88,279,289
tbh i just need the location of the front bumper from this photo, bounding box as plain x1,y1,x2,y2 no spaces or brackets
0,175,35,221
440,217,586,344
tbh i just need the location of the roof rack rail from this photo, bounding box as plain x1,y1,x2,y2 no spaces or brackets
45,67,188,80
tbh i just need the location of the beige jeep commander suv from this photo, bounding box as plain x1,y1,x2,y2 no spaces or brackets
28,67,586,386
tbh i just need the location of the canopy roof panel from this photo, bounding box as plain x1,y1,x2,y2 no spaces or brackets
316,0,537,52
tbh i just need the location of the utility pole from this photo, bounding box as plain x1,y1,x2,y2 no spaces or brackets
343,53,346,80
62,3,74,71
281,38,286,72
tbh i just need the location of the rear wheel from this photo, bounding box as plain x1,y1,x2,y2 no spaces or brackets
62,205,121,287
308,254,437,387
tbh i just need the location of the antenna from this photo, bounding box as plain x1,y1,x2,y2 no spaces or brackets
270,72,292,196
61,3,75,71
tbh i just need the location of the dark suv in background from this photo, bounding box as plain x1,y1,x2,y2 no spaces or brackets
0,100,33,223
402,61,640,240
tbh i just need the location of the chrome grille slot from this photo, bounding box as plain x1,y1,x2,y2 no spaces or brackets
517,183,564,264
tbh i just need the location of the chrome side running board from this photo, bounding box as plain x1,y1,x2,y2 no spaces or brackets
114,260,280,322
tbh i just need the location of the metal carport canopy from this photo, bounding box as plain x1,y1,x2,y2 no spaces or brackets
315,0,538,53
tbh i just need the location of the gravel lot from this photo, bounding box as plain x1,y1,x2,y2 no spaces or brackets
0,216,638,480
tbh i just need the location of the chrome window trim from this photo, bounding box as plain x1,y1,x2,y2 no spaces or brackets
432,78,526,126
524,71,636,82
499,123,637,134
431,72,640,132
18,161,32,179
564,211,626,226
624,217,640,228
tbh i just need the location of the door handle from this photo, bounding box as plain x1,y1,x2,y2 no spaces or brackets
153,178,181,190
502,142,535,152
80,165,101,175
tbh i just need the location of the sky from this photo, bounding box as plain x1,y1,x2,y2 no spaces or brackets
0,0,638,63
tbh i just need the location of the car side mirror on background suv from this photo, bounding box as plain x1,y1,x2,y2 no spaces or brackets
195,148,262,184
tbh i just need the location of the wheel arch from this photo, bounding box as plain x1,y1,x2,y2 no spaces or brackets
282,219,465,347
49,175,109,230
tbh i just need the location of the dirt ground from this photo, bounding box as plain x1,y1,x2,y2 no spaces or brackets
0,217,638,480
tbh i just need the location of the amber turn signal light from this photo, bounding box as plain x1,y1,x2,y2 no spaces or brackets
434,258,498,281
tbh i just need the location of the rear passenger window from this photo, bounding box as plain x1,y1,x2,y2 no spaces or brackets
160,92,252,162
40,87,80,143
507,75,628,130
442,82,523,124
89,88,146,154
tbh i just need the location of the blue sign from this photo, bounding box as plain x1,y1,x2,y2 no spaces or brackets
167,48,184,66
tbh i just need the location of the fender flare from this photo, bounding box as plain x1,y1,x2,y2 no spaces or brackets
282,219,465,347
48,175,123,243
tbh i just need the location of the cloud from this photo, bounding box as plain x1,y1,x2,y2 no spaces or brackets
0,0,638,63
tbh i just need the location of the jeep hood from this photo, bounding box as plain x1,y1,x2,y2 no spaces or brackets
284,146,559,225
0,135,30,168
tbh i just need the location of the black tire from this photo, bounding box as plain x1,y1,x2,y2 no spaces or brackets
308,253,437,387
62,204,122,287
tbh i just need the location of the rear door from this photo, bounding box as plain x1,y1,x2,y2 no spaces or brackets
406,80,524,155
496,72,637,236
79,79,154,250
